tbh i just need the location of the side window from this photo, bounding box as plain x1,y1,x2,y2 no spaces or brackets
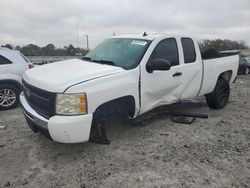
0,55,12,65
181,38,196,63
19,53,29,63
149,38,179,67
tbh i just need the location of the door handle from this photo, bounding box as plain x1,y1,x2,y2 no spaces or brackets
173,72,182,77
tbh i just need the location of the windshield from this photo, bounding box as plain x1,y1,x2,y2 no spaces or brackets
84,38,150,69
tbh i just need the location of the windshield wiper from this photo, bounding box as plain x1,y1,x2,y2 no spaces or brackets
92,59,116,66
82,56,92,61
82,57,119,67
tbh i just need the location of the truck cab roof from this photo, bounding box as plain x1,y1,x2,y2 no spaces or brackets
110,33,193,41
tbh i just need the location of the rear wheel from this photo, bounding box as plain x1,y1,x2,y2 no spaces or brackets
245,67,250,75
205,79,230,109
0,84,20,110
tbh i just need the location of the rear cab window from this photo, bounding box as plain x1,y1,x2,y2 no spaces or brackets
0,55,13,65
181,38,196,63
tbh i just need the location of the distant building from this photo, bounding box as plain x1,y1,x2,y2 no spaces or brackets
75,53,83,56
240,50,250,57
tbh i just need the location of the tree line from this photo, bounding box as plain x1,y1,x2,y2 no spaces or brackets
199,39,249,52
0,44,89,56
1,39,249,56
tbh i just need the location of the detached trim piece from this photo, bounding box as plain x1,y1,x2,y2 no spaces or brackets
233,76,237,83
170,111,208,124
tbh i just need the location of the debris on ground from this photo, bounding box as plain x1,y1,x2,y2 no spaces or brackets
0,125,6,130
0,75,250,187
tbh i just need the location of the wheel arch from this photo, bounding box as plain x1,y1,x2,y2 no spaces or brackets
204,70,232,96
93,95,136,119
0,79,22,91
218,70,233,82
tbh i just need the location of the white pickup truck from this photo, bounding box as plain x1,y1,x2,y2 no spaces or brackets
20,34,239,144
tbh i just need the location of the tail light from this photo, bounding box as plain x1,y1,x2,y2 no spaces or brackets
28,64,34,69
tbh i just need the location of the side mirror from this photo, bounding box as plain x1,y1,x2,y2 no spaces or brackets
146,59,171,73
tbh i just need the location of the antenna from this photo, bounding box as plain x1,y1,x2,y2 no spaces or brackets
143,32,148,37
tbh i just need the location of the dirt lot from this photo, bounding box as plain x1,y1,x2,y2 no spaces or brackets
0,75,250,188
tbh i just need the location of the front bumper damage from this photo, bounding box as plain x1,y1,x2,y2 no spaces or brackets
20,92,93,143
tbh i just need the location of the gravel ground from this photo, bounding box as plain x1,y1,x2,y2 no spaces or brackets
0,75,250,188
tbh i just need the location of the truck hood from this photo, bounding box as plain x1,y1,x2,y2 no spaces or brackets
23,59,125,92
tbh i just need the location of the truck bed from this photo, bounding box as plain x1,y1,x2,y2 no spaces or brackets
198,55,239,96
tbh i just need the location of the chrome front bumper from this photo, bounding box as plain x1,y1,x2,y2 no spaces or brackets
20,92,93,143
20,92,48,130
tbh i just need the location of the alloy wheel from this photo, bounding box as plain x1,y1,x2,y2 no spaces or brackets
246,68,250,75
0,88,17,107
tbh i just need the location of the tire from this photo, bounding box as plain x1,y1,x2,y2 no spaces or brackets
0,84,20,110
205,79,230,109
89,109,110,144
245,67,250,75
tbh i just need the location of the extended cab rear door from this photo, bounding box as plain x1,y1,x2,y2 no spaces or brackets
178,37,203,99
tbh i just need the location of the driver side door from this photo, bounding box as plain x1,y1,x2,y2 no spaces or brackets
140,38,183,114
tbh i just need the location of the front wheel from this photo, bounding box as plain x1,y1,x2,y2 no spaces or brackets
205,79,230,109
0,84,20,110
89,109,110,145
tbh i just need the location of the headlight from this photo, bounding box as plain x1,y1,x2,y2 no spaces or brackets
56,93,87,115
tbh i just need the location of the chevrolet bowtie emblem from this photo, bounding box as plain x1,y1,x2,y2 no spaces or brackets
26,90,32,97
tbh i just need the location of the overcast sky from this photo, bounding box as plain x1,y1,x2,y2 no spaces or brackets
1,0,249,48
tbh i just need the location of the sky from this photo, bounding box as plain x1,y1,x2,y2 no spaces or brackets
0,0,250,49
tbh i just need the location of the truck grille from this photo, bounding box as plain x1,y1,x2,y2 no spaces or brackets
22,80,56,119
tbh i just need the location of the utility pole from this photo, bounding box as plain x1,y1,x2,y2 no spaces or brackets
84,35,89,51
76,23,79,47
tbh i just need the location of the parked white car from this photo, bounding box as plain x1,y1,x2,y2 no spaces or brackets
20,34,239,144
0,48,32,110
